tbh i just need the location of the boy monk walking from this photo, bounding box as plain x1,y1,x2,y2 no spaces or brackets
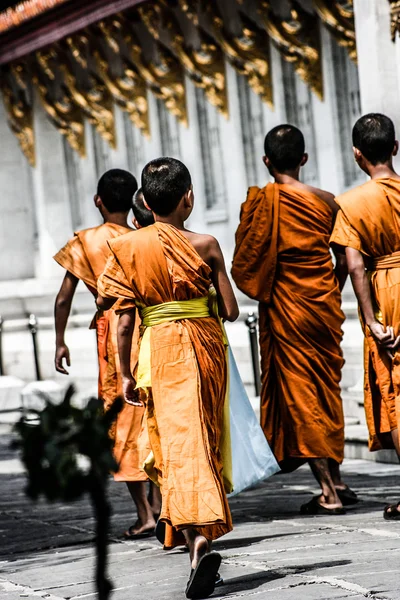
54,169,159,538
97,157,239,599
331,114,400,519
232,125,355,514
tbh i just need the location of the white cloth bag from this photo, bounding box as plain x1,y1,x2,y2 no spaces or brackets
227,346,280,497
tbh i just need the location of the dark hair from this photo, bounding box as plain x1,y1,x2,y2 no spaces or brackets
141,157,192,216
97,169,138,213
264,124,305,172
352,113,396,165
132,188,155,227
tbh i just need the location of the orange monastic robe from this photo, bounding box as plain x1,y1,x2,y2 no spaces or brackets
232,183,345,469
98,222,232,540
331,178,400,451
54,223,147,482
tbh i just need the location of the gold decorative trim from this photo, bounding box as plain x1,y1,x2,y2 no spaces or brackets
139,0,228,117
1,62,35,166
94,19,150,137
389,0,400,41
189,1,273,108
63,34,116,148
258,0,323,100
34,49,86,157
116,13,188,126
313,0,356,62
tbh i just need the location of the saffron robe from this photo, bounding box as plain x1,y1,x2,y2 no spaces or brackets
97,222,232,540
232,183,345,469
331,177,400,451
54,223,147,482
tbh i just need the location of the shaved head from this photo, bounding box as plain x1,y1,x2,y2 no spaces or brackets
264,125,305,173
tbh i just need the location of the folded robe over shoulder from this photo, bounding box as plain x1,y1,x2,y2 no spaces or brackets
98,222,232,540
331,178,400,451
54,222,147,482
232,183,345,469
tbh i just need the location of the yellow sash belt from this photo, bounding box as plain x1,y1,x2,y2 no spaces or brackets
137,292,233,493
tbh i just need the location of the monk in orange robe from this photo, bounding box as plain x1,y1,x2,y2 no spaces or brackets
331,113,400,520
232,125,355,515
54,169,159,537
97,158,239,599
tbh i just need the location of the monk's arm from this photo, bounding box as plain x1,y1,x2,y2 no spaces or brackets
209,239,239,322
117,310,142,406
54,271,79,374
333,250,348,292
346,247,399,351
96,295,117,311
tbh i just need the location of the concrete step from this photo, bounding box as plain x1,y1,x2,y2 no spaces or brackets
345,423,398,464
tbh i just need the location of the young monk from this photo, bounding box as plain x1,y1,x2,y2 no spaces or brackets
232,125,356,515
97,157,239,599
54,168,159,538
132,187,155,229
330,113,400,520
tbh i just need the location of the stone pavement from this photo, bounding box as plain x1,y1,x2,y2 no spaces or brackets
1,423,400,600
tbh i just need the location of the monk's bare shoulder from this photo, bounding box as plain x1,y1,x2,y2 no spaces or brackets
303,183,337,214
184,231,219,265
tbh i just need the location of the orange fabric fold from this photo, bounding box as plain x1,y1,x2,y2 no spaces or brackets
332,178,400,451
98,222,232,541
232,183,345,469
54,222,147,481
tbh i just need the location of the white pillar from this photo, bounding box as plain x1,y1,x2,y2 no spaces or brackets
0,97,35,281
353,0,400,126
31,94,74,278
79,121,102,229
311,24,343,195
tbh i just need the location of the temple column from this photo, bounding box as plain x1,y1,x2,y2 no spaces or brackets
31,94,74,279
353,0,400,132
0,97,35,281
311,24,343,195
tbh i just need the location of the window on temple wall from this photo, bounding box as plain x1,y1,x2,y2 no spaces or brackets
236,74,267,188
195,88,228,221
330,40,362,189
92,126,109,180
157,99,182,158
62,138,82,231
281,59,320,187
122,112,143,176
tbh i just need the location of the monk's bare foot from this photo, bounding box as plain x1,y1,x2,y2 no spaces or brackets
318,494,343,510
191,535,209,570
124,517,156,539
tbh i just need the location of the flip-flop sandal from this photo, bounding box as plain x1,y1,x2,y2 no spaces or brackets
123,525,156,540
185,552,222,599
300,496,346,515
337,486,359,506
384,503,400,520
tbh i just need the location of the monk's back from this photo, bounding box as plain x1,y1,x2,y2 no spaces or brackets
336,179,400,257
276,184,337,298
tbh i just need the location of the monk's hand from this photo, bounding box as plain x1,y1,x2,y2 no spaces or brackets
122,376,143,407
368,322,400,358
55,343,71,375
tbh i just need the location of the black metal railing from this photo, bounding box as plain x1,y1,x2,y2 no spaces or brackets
245,312,261,397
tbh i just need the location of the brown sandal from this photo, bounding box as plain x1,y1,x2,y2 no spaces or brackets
384,503,400,520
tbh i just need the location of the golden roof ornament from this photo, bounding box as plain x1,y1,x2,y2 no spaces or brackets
258,0,323,100
93,20,150,138
34,49,86,157
139,0,228,117
115,13,188,126
389,0,400,41
1,62,35,166
313,0,356,62
189,0,273,108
